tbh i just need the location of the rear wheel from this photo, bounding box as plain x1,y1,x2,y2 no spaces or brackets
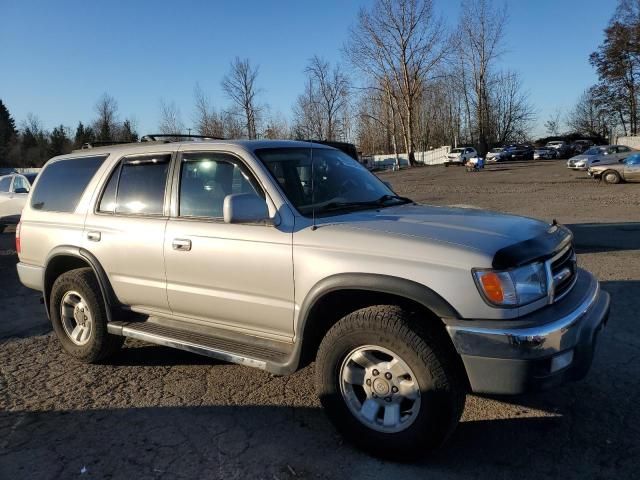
602,170,621,184
50,268,123,363
315,305,466,459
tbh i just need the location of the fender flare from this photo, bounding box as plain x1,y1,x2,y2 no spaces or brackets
43,246,119,321
298,274,461,332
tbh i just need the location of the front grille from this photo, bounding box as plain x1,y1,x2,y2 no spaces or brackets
551,246,577,300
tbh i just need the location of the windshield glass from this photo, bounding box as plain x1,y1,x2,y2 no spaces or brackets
490,148,503,153
24,173,38,184
255,147,398,217
584,147,605,155
451,148,464,153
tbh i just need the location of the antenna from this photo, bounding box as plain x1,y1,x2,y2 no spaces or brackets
310,141,317,231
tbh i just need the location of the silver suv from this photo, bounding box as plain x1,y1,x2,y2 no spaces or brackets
16,138,610,459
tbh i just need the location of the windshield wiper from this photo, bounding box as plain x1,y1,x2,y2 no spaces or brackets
317,194,414,213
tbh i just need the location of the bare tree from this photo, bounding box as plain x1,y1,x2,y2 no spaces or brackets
566,87,613,138
158,99,185,136
346,0,448,165
490,71,536,144
263,111,290,139
303,56,350,141
193,83,224,138
457,0,507,154
94,93,119,141
544,108,563,136
221,57,261,139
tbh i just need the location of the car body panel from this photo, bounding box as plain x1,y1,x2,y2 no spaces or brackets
0,174,33,223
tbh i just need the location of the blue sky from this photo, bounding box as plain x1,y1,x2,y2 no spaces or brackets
0,0,617,139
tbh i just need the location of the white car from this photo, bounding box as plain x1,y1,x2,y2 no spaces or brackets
445,147,478,166
486,148,505,162
567,145,633,171
0,172,38,223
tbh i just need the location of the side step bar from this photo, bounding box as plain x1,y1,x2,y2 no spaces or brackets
107,320,293,372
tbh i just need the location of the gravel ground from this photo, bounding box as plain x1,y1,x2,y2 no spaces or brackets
1,160,639,479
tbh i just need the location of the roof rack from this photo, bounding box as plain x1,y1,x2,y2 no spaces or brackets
140,133,226,142
81,141,131,149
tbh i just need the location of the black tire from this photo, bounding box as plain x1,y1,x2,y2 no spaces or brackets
49,267,123,363
315,305,466,460
602,170,621,184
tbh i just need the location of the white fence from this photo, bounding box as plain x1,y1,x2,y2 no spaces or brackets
369,146,451,169
616,136,640,150
0,167,42,176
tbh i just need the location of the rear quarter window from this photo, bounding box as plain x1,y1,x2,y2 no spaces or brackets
30,155,107,212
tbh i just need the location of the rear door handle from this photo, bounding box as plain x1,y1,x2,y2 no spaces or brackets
87,231,101,242
172,238,192,251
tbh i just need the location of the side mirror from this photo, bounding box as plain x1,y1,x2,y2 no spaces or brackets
14,188,28,194
223,193,270,224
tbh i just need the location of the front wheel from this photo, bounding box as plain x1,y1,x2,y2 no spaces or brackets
315,305,466,459
602,170,621,184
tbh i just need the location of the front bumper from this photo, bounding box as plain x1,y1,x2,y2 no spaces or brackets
446,269,610,394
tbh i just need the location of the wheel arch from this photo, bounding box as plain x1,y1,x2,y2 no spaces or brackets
293,273,462,369
43,246,118,321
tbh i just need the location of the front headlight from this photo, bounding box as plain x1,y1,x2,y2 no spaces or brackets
473,262,548,307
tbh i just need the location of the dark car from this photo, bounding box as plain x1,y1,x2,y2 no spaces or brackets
503,144,534,160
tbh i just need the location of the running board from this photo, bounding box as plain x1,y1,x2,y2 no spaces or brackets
107,320,293,372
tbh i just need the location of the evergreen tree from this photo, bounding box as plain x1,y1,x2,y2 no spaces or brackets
49,125,72,157
120,119,139,142
74,121,96,148
0,99,18,165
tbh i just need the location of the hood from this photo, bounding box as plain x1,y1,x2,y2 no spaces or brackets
314,204,563,267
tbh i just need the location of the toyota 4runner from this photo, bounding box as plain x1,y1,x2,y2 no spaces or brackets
16,138,610,459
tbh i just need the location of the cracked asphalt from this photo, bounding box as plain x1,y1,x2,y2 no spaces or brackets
1,160,639,479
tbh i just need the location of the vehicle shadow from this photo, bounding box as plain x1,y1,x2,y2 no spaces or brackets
0,405,599,479
566,222,640,253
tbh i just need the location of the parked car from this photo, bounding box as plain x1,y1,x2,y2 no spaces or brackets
0,172,38,224
570,139,594,154
503,144,533,160
16,138,609,459
486,147,505,162
545,141,572,158
588,152,640,183
567,145,634,171
533,146,558,160
444,146,477,166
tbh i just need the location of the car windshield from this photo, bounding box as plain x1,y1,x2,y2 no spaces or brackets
584,147,605,155
451,148,464,153
490,148,503,153
255,147,407,217
24,173,38,184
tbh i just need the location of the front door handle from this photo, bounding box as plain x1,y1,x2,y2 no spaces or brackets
87,231,101,242
172,238,192,251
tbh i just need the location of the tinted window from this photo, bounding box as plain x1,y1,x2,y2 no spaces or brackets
31,156,106,212
0,177,11,192
99,154,170,215
179,153,262,218
618,146,630,153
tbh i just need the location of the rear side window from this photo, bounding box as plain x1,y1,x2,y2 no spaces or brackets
98,154,170,215
31,156,107,212
0,177,11,192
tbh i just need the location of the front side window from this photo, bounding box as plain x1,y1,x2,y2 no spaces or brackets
98,154,170,215
0,177,11,192
255,147,400,217
618,146,630,153
12,176,30,192
31,156,107,212
179,153,262,218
